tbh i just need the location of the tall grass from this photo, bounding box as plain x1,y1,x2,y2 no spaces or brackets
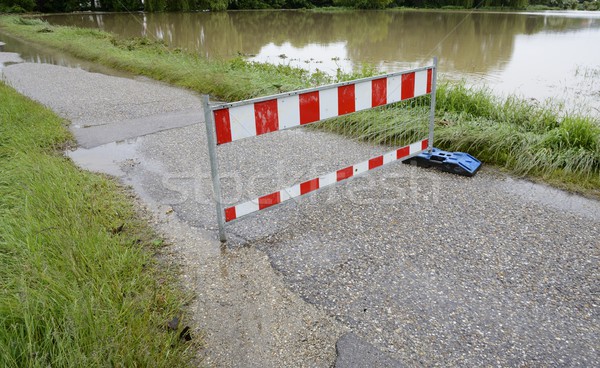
319,83,599,194
0,82,194,367
0,15,598,196
434,83,600,193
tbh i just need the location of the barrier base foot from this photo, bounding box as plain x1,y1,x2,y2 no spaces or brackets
403,148,482,177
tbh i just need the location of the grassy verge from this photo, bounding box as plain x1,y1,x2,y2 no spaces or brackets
0,82,194,366
0,15,598,197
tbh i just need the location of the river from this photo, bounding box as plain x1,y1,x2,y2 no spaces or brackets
5,10,600,116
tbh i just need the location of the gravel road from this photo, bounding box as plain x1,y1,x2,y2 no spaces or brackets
2,58,599,367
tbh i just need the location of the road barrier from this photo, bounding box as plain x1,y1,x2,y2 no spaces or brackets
203,58,438,242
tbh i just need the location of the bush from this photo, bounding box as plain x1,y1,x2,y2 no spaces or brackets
581,1,600,10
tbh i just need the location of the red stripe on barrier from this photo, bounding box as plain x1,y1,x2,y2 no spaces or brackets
259,192,281,210
300,178,319,195
372,78,387,107
422,139,429,150
299,91,320,125
214,109,232,145
338,84,356,115
401,72,415,100
337,166,354,181
427,69,433,94
369,156,384,170
397,146,410,159
254,99,279,136
224,207,237,222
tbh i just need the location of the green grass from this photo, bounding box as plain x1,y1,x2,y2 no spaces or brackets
0,82,194,367
434,83,600,194
1,15,598,197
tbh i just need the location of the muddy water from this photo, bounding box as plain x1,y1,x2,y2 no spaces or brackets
34,10,600,116
0,31,134,78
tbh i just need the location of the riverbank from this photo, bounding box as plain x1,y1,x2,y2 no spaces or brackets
0,81,194,366
0,15,598,198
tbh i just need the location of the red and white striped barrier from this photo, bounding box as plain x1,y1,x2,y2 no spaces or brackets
212,68,433,145
223,139,428,222
203,61,437,241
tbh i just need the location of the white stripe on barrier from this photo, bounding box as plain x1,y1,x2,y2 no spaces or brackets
319,88,338,120
415,70,428,97
281,184,301,201
383,151,396,165
236,200,259,218
230,104,256,141
278,95,300,129
386,75,402,104
320,171,338,187
354,160,370,176
409,140,423,155
355,80,372,112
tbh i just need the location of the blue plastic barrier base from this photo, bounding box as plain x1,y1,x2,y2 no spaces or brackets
402,148,482,177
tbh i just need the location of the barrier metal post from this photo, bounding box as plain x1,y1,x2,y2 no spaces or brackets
202,95,227,242
428,57,438,153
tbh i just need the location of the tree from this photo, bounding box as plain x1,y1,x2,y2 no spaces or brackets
0,0,36,12
332,0,393,9
195,0,229,10
99,0,143,10
144,0,166,11
34,0,82,12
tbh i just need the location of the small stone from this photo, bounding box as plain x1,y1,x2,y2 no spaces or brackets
167,316,179,330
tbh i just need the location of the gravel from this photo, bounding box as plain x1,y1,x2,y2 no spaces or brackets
3,61,599,367
2,63,199,126
335,333,404,367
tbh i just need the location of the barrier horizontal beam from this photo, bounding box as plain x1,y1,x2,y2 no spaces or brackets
223,138,429,223
211,67,433,145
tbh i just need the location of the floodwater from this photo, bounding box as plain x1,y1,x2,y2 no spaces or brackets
10,10,600,115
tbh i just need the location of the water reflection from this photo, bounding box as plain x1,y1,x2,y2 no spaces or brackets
0,31,134,78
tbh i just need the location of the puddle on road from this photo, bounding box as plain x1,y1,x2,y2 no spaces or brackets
494,176,600,222
67,138,141,177
0,31,135,79
0,51,23,71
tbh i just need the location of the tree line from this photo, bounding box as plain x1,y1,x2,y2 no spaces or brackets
1,0,597,15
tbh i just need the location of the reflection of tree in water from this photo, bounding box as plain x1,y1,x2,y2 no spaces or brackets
228,11,335,49
378,12,526,72
43,11,600,73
